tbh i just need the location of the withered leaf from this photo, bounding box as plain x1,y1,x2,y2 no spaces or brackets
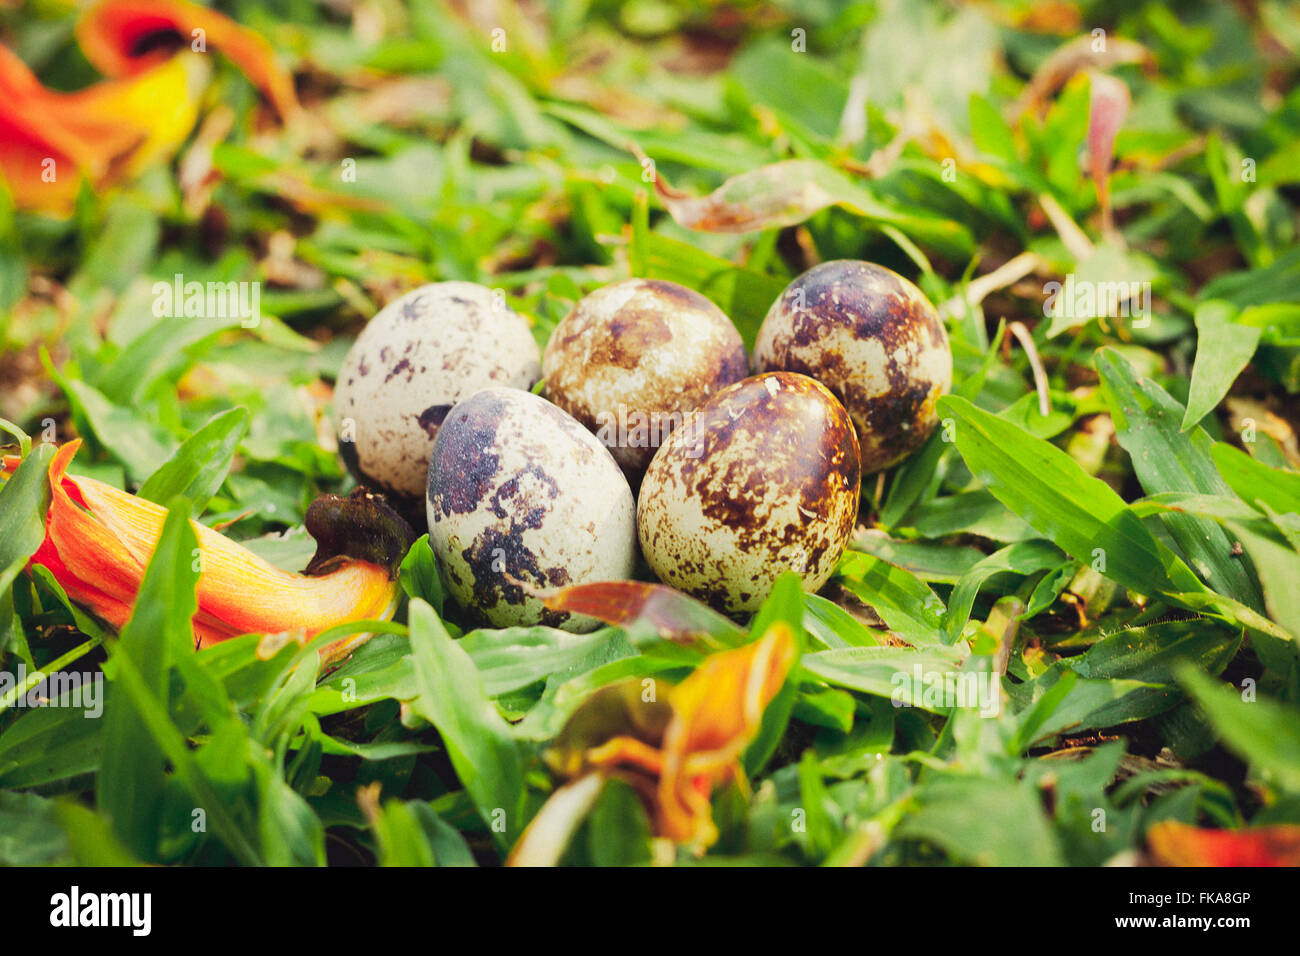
637,152,973,256
1012,34,1149,118
1087,73,1130,230
541,580,744,647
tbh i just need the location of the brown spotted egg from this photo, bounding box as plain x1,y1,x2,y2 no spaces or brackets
542,278,748,479
335,282,541,503
637,372,861,614
752,260,951,474
426,387,636,631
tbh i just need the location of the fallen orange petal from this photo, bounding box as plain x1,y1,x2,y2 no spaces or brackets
22,441,400,664
584,736,667,778
1148,821,1300,867
76,0,299,121
0,0,296,212
541,620,797,850
0,46,158,212
655,622,797,844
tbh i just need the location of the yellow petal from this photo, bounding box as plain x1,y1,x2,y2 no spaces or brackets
657,623,797,846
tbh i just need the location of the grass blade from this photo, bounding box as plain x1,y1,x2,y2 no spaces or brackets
1096,347,1263,610
96,499,198,859
138,407,248,512
1183,301,1260,430
938,394,1205,602
406,598,525,853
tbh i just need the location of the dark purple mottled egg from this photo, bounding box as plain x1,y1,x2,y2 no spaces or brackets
426,387,636,631
752,260,951,474
335,282,541,502
637,372,861,614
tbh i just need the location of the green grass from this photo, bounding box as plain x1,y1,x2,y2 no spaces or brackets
1,0,1299,866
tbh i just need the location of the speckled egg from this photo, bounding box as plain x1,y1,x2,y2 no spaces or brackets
335,282,541,503
426,387,637,631
637,372,861,614
542,278,748,479
752,260,951,474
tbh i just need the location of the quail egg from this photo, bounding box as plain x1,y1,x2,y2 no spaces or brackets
752,260,951,474
637,371,861,614
543,278,748,479
335,282,541,503
426,387,637,630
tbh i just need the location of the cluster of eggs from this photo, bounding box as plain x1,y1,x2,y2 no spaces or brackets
334,262,951,631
